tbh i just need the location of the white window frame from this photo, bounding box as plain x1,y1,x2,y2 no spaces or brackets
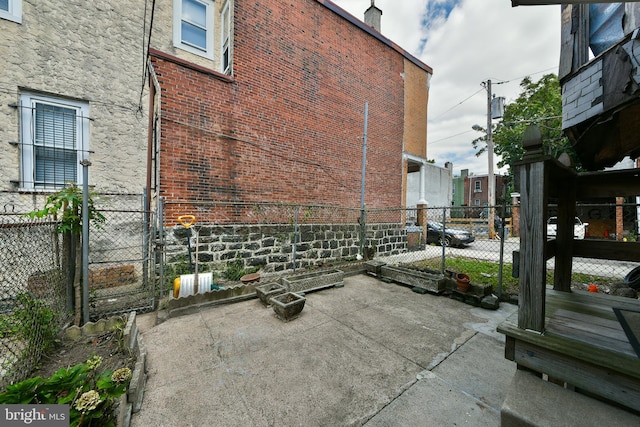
173,0,215,60
474,181,482,193
0,0,22,24
19,92,89,191
220,0,231,74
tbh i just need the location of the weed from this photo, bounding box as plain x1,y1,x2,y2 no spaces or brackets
12,293,60,353
406,256,622,296
222,259,258,281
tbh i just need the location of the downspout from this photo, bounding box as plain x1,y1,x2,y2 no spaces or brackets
146,67,155,213
147,61,162,205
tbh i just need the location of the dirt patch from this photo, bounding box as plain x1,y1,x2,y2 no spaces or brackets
32,329,136,380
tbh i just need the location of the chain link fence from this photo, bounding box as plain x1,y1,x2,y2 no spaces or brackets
0,191,155,389
369,203,640,298
2,191,637,387
0,212,71,389
159,200,640,301
88,193,157,319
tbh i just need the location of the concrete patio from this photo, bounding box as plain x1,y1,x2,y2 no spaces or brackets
132,274,517,426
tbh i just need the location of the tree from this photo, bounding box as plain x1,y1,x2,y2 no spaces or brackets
28,185,105,326
472,74,579,173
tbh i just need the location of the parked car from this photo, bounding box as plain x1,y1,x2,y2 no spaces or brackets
426,221,475,247
547,216,588,240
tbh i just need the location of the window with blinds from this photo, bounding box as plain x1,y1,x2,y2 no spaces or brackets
19,93,89,190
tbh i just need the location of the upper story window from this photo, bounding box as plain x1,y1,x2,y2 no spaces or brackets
173,0,214,60
0,0,22,24
20,93,90,190
474,181,482,193
221,0,231,74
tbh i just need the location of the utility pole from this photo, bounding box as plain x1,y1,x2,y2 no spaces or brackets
484,79,496,239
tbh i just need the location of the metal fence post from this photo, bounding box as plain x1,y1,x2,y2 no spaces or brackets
157,197,165,303
293,205,299,272
441,207,446,272
143,188,149,290
81,159,90,325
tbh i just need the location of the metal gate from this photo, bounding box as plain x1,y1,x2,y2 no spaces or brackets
87,192,159,319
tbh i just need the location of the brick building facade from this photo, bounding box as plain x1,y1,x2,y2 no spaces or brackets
148,0,433,223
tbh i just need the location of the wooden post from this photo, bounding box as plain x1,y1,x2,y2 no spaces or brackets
516,126,546,332
553,169,576,292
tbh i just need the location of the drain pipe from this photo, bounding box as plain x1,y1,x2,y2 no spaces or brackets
358,102,368,260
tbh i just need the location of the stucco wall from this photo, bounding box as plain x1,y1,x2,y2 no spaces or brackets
0,0,149,211
406,163,452,209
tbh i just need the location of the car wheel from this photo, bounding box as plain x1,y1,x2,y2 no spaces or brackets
439,236,451,247
624,266,640,290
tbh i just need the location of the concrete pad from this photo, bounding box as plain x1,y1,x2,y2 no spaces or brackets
131,274,518,427
429,333,516,410
364,371,501,427
501,370,640,427
129,365,255,426
229,320,422,426
366,333,515,427
141,313,223,388
135,311,157,333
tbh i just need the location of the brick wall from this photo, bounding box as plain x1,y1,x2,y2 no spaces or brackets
152,0,408,223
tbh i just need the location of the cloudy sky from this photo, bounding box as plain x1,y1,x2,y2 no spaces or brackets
331,0,562,176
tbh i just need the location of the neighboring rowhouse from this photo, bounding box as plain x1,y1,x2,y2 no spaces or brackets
147,0,433,222
0,0,150,210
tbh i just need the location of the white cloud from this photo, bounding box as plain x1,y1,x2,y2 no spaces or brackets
331,0,561,176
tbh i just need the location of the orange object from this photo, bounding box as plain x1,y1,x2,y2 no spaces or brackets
588,284,598,293
173,277,181,298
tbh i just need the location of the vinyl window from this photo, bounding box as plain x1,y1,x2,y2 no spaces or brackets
20,93,89,190
221,0,231,74
0,0,22,23
174,0,214,60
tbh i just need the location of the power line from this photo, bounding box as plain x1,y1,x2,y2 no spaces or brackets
428,129,475,145
491,65,558,86
431,89,483,120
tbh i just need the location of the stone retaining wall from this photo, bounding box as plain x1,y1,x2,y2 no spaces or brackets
165,223,409,273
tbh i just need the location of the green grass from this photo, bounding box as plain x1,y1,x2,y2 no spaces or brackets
403,256,623,296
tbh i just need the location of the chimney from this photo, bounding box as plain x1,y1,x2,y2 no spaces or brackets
364,0,382,32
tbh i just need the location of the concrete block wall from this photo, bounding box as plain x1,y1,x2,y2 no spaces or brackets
152,0,409,223
164,222,407,273
562,59,604,129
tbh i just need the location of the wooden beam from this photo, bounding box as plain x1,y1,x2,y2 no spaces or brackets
576,169,640,199
573,240,640,262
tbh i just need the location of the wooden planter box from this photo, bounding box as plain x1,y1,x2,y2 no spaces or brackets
281,269,344,294
255,282,286,306
271,292,306,321
380,265,446,294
